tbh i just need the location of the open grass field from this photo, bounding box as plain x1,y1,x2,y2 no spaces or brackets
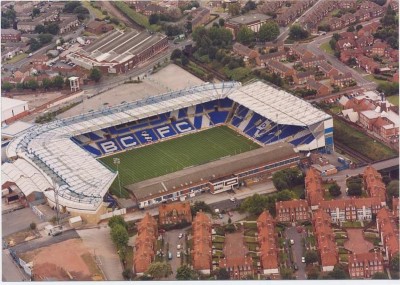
333,119,397,161
387,95,399,106
320,41,335,55
100,126,260,195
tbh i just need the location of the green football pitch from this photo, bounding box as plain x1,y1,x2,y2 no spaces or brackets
99,126,260,197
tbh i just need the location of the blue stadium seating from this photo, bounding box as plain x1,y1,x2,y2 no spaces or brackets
208,111,229,125
84,132,103,141
152,124,177,139
135,129,159,144
244,113,263,134
203,100,217,111
290,134,314,146
149,114,169,126
231,106,249,127
171,120,195,134
130,121,150,131
70,137,82,145
83,144,102,156
219,98,233,108
194,116,203,129
195,105,203,114
178,108,188,119
96,138,122,153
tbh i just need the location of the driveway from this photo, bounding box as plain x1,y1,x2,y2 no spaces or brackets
2,208,42,237
77,227,124,281
2,249,30,281
163,229,186,279
285,226,307,280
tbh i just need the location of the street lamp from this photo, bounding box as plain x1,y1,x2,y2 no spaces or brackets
113,158,122,197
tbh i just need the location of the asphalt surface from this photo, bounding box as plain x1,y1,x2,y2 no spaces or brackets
285,226,307,280
163,228,187,279
2,208,42,237
2,249,30,282
12,229,79,254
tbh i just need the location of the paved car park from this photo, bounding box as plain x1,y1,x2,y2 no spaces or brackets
2,208,42,237
285,226,307,280
163,228,188,279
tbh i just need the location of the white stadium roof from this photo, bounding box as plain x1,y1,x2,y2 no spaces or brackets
228,81,331,127
5,81,330,213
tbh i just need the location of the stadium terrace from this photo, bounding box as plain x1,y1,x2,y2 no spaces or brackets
3,81,333,221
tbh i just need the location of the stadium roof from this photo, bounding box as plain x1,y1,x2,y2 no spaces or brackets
126,142,298,201
228,81,331,127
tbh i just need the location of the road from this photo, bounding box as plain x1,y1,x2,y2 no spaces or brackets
302,17,383,91
277,0,324,42
163,229,187,279
285,226,307,280
2,249,30,281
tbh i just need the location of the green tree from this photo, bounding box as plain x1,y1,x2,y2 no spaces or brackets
307,267,319,279
237,26,255,45
305,250,318,264
347,182,362,196
356,24,363,31
347,25,355,32
258,22,280,42
377,82,399,96
176,264,198,280
108,215,127,229
191,201,212,216
170,49,182,60
63,1,82,13
372,272,388,279
215,268,230,280
38,33,53,45
276,189,295,202
180,55,189,66
90,68,102,82
35,24,46,34
329,183,341,197
228,3,241,16
1,81,14,92
29,222,37,230
280,267,293,279
272,168,303,191
32,7,40,17
46,23,60,35
26,79,39,90
149,14,159,25
73,6,89,15
390,252,399,271
219,18,225,27
1,17,10,29
122,268,133,280
52,76,65,89
110,224,129,249
29,38,42,52
328,264,348,279
289,24,309,40
145,262,172,279
41,78,53,90
240,194,268,215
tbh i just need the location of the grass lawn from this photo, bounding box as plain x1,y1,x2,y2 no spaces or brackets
339,253,348,262
100,126,260,195
333,119,398,161
320,41,335,55
213,242,224,250
212,236,225,243
82,0,105,19
4,53,28,64
364,74,389,85
387,95,399,106
306,236,316,247
244,229,257,237
243,222,258,229
329,105,343,114
244,236,257,243
336,239,346,246
291,185,305,199
341,221,362,228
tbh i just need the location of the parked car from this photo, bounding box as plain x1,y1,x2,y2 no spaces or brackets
290,239,295,245
293,263,298,271
230,197,236,202
168,252,172,260
176,251,181,258
302,256,306,263
178,233,183,239
177,244,181,250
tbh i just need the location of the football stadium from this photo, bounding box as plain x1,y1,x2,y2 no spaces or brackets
4,81,333,221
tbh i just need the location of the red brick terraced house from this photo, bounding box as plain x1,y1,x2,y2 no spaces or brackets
256,51,286,66
306,79,331,97
233,43,259,60
267,60,297,78
305,168,324,210
158,201,192,225
293,71,315,85
330,73,354,87
1,29,21,43
192,212,212,274
257,211,279,275
317,62,340,78
312,209,338,272
276,200,310,222
376,208,399,261
348,252,385,279
363,165,387,204
301,55,325,68
133,213,158,275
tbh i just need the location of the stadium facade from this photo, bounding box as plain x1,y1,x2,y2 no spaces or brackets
3,81,333,221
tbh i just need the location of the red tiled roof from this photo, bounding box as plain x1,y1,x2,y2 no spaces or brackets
134,213,158,274
305,168,324,206
377,208,399,258
192,212,212,271
363,165,386,202
257,211,278,270
158,201,192,224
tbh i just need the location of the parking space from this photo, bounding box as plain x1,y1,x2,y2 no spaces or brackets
285,226,307,280
2,208,42,237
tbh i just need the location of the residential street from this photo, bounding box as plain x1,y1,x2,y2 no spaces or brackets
285,226,307,280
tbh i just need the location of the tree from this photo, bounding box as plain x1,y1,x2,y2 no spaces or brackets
329,183,341,197
29,222,37,230
29,38,42,52
390,252,400,271
90,68,102,82
26,79,39,91
41,78,53,90
372,272,388,279
32,7,40,17
64,2,82,13
215,268,230,280
176,265,198,280
149,14,159,25
272,168,304,191
35,24,46,34
46,23,60,35
347,182,362,196
170,49,182,60
38,33,53,45
305,251,318,264
328,264,348,279
1,17,10,29
377,82,399,96
73,6,89,15
108,215,127,229
258,22,280,42
166,7,182,20
237,26,255,45
280,267,293,279
228,3,241,16
356,24,363,31
307,267,319,279
180,55,189,66
387,180,399,200
110,224,129,249
52,76,64,89
219,18,225,27
289,24,309,40
145,262,172,279
191,201,212,216
276,189,295,202
1,81,14,92
122,268,133,280
240,194,268,215
347,25,355,32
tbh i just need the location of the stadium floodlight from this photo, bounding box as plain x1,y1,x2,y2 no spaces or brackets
113,158,122,197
